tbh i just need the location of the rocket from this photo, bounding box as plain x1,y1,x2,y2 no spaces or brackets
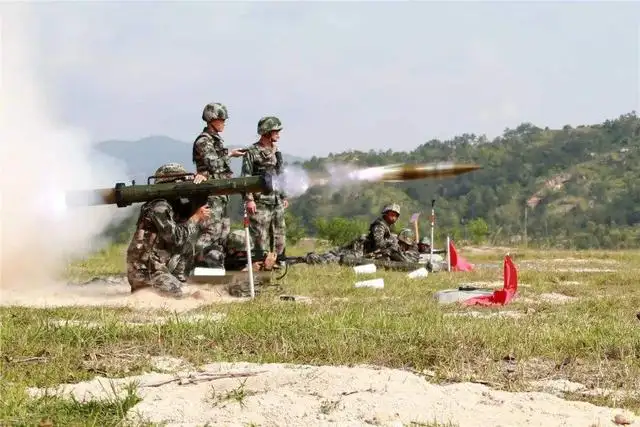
309,162,481,187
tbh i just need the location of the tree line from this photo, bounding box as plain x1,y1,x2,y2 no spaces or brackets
103,112,640,250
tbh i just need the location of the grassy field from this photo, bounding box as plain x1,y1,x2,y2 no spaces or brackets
1,242,639,426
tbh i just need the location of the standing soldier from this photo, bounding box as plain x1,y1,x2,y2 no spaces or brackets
191,102,245,268
241,116,288,261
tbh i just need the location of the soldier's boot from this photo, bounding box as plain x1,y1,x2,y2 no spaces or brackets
173,259,188,282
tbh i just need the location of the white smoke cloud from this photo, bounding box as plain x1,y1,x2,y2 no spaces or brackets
0,5,131,290
276,161,393,200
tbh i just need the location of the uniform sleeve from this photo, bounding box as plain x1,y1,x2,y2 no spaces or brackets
241,149,256,202
194,136,229,175
149,201,199,247
371,223,390,249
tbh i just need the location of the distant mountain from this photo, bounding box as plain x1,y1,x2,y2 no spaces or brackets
94,135,306,182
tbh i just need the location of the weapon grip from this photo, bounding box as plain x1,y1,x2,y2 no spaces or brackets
431,199,435,208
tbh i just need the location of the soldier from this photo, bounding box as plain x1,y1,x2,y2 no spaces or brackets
126,163,211,298
417,237,431,254
397,228,421,263
192,102,245,268
304,234,367,265
241,116,289,262
363,203,410,262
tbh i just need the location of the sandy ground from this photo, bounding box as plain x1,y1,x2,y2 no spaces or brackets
0,275,243,313
27,359,638,427
4,270,637,426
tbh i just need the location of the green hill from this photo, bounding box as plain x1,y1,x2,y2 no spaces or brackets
99,113,640,250
288,112,640,249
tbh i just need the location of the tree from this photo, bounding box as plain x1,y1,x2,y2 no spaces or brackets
466,218,489,244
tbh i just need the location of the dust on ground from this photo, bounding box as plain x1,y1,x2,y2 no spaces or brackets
0,274,245,313
27,360,638,427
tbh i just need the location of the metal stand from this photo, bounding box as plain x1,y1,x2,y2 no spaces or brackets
429,199,435,266
243,208,255,299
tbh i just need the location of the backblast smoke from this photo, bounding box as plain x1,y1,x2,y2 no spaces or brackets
0,6,131,291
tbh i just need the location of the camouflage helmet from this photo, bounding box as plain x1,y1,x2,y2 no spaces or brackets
398,228,415,245
227,230,251,252
419,237,431,246
154,162,187,184
381,203,401,216
257,116,283,135
202,102,229,122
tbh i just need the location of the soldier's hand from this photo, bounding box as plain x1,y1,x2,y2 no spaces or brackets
192,205,211,222
230,149,246,158
283,199,289,209
246,201,257,215
194,173,207,184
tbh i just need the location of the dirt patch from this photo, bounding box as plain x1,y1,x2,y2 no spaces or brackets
537,293,579,304
27,361,638,427
0,275,245,313
519,293,579,305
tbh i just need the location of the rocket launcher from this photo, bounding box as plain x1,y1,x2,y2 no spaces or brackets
64,172,276,208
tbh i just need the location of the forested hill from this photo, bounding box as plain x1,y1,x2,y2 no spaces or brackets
288,112,640,249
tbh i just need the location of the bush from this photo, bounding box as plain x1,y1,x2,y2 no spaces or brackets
314,217,368,246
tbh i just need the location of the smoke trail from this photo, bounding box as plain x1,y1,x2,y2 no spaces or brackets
276,161,390,199
0,6,130,290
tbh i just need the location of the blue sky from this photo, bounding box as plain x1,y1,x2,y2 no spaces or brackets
6,1,640,158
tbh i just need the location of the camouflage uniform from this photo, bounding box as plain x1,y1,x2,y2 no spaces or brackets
126,163,200,297
304,234,367,265
397,228,421,263
417,237,431,254
241,116,287,257
363,204,410,262
192,102,233,267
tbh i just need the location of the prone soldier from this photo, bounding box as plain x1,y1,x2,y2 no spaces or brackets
397,228,421,263
126,163,211,298
417,237,431,254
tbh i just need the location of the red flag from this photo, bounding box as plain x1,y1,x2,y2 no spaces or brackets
449,240,474,272
462,255,518,306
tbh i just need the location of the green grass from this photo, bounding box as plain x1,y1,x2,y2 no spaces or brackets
2,244,640,425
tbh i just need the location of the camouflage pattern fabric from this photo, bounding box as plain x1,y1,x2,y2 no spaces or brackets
241,142,287,255
126,199,199,297
303,234,367,265
363,216,410,262
397,228,421,263
192,126,233,267
365,217,396,251
257,116,283,135
202,102,229,122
